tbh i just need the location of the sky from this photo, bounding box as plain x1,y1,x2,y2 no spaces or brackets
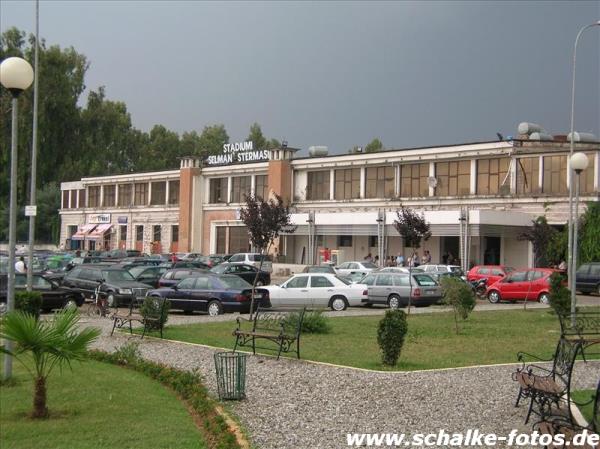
1,1,599,156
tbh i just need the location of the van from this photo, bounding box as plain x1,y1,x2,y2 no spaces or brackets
228,253,273,273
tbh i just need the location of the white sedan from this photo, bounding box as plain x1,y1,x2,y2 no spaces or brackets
263,273,368,311
335,261,379,277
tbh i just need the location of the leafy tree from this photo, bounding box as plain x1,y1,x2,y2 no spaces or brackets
140,125,182,171
548,272,571,317
239,193,296,316
517,216,557,268
0,309,100,417
393,207,431,314
579,201,600,265
198,124,229,157
246,122,280,150
364,138,384,153
440,277,476,334
180,130,202,157
547,226,567,267
377,309,408,366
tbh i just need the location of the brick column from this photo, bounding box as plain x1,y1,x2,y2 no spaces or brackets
178,158,202,251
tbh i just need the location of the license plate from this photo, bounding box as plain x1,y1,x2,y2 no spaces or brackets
426,290,435,295
253,295,262,299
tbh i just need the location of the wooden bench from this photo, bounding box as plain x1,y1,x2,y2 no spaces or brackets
559,312,600,360
232,307,306,360
111,296,169,339
513,337,583,424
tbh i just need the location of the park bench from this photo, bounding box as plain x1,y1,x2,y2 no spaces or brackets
232,307,306,360
111,296,168,339
513,337,583,424
558,312,600,360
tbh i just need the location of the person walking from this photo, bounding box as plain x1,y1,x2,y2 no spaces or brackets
15,256,26,274
396,253,404,267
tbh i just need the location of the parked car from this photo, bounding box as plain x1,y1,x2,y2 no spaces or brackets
62,265,152,307
485,268,559,304
195,254,227,268
127,265,170,289
575,262,600,295
301,265,337,274
147,273,269,316
361,271,443,308
263,273,368,311
467,265,514,285
420,264,465,278
210,263,271,285
0,273,85,312
335,261,378,277
158,268,208,288
171,260,210,270
227,253,273,273
339,272,367,284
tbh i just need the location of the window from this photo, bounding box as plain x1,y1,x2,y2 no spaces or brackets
543,155,567,194
134,183,148,205
286,276,308,288
307,171,330,200
578,153,596,194
393,275,410,286
334,168,360,200
177,277,196,289
62,190,69,209
477,268,490,275
414,274,437,286
231,176,251,203
119,225,127,243
376,274,393,286
229,227,249,254
171,225,179,243
435,161,470,196
362,274,376,285
216,227,226,254
528,270,545,281
118,184,132,206
516,157,540,195
365,166,395,199
136,225,144,242
255,175,269,199
400,163,429,197
337,235,353,247
88,186,100,207
79,189,86,207
103,185,116,207
153,225,161,242
174,270,193,280
150,181,166,205
369,236,378,247
508,271,527,282
168,180,179,205
195,277,211,289
209,178,227,203
310,276,334,288
70,190,77,209
477,158,510,195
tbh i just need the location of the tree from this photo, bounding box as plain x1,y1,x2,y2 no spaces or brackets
579,201,600,265
440,276,476,334
239,194,296,316
517,216,557,268
377,309,408,366
364,138,384,153
0,309,100,418
246,122,280,150
198,124,229,157
393,207,431,314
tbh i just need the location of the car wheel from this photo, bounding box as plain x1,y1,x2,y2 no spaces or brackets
388,294,401,309
63,298,78,310
330,296,348,311
538,293,550,305
488,290,501,304
207,300,223,316
107,293,117,308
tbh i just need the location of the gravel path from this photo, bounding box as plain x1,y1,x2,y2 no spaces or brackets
83,316,599,449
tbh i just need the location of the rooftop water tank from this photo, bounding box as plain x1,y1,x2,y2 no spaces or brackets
518,122,544,135
529,132,554,141
308,146,328,157
567,132,597,143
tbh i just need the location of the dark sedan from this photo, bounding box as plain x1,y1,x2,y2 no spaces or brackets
128,265,169,289
148,273,269,316
210,263,271,286
157,268,208,288
0,273,85,312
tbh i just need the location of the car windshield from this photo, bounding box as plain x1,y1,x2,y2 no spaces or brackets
219,275,251,289
335,276,351,285
362,262,378,269
128,266,147,278
102,270,135,282
210,264,228,274
413,274,438,286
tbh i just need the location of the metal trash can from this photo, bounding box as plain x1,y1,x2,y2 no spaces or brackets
214,352,247,400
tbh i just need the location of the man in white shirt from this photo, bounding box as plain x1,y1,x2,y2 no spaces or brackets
15,256,26,274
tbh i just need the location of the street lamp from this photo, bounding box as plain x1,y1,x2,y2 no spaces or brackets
567,21,600,306
1,56,34,381
569,152,589,314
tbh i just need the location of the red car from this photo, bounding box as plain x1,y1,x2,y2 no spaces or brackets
467,265,514,285
485,268,557,304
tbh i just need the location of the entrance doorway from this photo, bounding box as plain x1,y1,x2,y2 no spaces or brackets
440,236,459,264
484,237,501,265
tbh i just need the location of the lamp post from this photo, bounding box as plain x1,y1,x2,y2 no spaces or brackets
1,57,34,381
569,152,589,315
567,21,600,302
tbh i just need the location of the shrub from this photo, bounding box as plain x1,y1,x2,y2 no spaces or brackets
140,297,170,330
549,272,571,316
283,310,331,334
114,341,142,365
377,309,408,366
15,291,42,318
440,276,476,334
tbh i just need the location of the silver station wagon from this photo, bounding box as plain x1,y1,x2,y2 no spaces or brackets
361,272,443,308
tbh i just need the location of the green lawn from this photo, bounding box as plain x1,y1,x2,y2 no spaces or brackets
572,389,596,424
151,308,598,371
0,357,205,449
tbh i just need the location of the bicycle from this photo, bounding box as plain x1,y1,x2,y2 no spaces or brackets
85,281,110,318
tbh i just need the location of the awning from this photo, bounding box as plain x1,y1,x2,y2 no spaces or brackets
71,224,97,241
87,223,113,240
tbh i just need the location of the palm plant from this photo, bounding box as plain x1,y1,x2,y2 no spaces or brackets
0,309,101,418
